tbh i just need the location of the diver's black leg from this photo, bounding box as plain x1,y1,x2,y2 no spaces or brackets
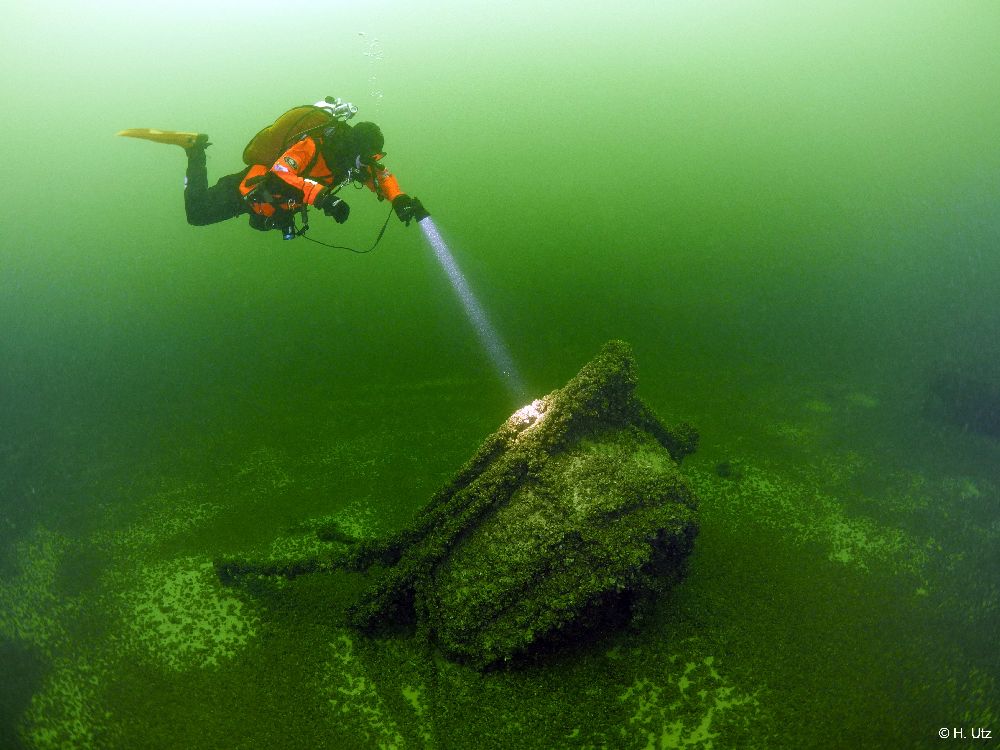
184,145,249,226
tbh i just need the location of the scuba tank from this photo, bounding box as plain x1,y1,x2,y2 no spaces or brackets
242,96,358,166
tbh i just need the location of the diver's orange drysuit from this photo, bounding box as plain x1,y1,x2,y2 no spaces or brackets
238,134,403,227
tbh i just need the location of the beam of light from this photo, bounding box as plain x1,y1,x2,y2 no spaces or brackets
418,217,526,400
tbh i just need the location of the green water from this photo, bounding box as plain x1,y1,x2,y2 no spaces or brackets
2,1,999,747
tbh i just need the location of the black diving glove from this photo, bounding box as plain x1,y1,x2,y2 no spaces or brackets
392,194,429,226
314,189,350,224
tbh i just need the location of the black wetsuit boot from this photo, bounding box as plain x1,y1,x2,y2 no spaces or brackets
183,139,250,226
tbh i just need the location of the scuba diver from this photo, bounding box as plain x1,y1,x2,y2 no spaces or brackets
118,97,428,241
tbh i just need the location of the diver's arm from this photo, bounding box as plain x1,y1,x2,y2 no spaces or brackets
370,164,403,202
364,164,426,225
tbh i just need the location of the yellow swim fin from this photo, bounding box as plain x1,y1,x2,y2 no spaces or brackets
117,128,208,149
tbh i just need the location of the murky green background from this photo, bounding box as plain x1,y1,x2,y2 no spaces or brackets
2,1,998,748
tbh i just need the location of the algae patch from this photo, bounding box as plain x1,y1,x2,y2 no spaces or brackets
322,631,406,748
118,557,258,671
621,652,760,749
689,463,931,579
0,527,75,657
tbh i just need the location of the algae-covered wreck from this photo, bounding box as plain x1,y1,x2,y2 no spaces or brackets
217,340,700,668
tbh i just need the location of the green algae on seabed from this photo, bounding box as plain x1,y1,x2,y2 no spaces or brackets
0,527,76,659
619,653,760,749
5,372,999,748
119,557,258,671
